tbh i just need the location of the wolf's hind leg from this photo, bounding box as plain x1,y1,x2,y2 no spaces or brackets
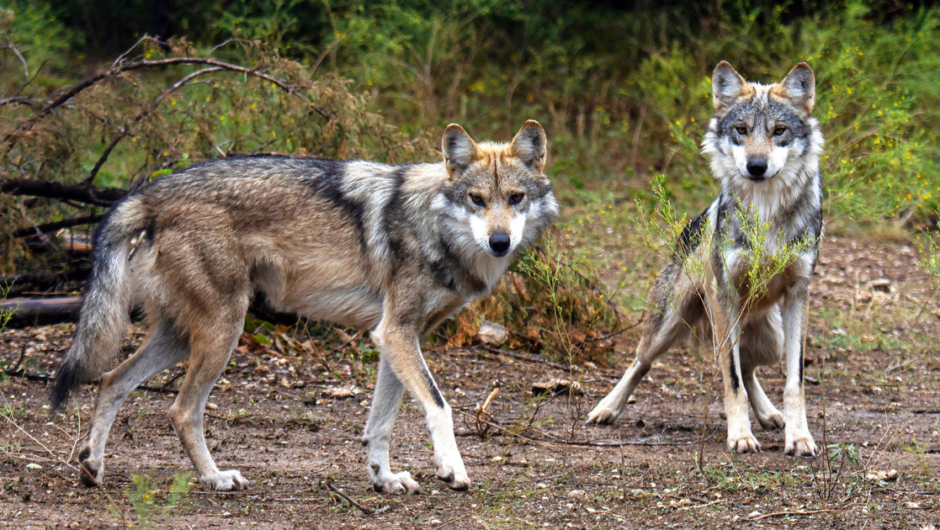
168,312,247,491
743,369,784,430
740,312,785,431
79,320,189,487
587,284,703,425
781,279,817,457
361,357,419,494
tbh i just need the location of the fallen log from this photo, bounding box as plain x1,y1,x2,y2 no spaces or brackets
2,297,82,328
12,214,105,239
0,294,297,329
2,265,92,297
0,179,126,207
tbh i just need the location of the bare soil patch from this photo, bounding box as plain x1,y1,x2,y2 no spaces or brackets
2,237,938,529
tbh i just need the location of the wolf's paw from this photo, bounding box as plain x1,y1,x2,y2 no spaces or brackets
373,471,420,495
436,462,471,491
757,411,785,431
727,430,761,454
77,447,103,488
201,470,249,491
586,404,621,425
785,432,817,457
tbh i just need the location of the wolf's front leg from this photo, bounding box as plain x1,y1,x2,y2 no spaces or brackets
372,319,470,491
361,357,420,494
781,279,817,457
709,290,759,453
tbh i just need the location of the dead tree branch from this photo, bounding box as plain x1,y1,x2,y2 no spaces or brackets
0,179,126,206
4,54,330,147
12,214,105,239
84,66,223,186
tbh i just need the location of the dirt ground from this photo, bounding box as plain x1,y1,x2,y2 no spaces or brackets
2,236,939,529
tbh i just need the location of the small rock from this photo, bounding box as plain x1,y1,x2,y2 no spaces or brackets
865,469,899,482
568,489,586,499
871,278,892,293
324,386,359,399
532,379,584,397
477,321,509,346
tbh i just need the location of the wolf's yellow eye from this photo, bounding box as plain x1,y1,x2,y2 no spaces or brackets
735,126,748,135
774,126,786,136
469,193,485,206
509,193,525,205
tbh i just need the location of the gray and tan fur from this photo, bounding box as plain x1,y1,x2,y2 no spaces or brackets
51,121,558,492
587,62,823,457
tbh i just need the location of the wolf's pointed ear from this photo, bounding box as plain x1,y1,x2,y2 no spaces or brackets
511,120,547,172
775,62,816,113
443,124,478,174
712,61,747,111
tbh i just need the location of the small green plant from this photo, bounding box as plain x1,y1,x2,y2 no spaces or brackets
113,471,192,529
903,437,931,478
0,283,15,331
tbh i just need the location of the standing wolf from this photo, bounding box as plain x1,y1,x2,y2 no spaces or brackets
51,120,558,492
587,62,823,457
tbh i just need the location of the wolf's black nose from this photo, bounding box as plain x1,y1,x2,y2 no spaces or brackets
489,232,511,256
746,158,768,178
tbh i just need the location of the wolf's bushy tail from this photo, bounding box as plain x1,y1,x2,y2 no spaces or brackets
50,198,147,411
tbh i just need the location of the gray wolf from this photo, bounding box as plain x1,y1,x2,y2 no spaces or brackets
587,62,823,457
51,120,558,492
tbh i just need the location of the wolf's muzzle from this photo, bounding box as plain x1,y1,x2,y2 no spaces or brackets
489,232,511,256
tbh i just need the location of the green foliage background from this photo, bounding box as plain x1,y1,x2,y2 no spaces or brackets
4,0,938,222
1,1,939,349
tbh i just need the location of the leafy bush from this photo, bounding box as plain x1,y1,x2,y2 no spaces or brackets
445,232,622,363
3,1,939,362
0,33,433,273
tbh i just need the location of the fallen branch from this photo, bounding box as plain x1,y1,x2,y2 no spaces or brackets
326,482,373,516
678,499,724,511
453,408,715,447
0,179,126,207
2,297,82,327
483,347,569,371
2,267,92,298
749,509,836,521
434,514,473,529
4,53,329,146
0,407,81,475
12,214,105,239
2,368,179,394
0,95,37,108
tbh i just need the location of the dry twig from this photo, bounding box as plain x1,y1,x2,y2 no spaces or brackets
326,482,373,516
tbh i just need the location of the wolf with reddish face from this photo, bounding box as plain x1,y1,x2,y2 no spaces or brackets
587,62,823,457
51,121,558,493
